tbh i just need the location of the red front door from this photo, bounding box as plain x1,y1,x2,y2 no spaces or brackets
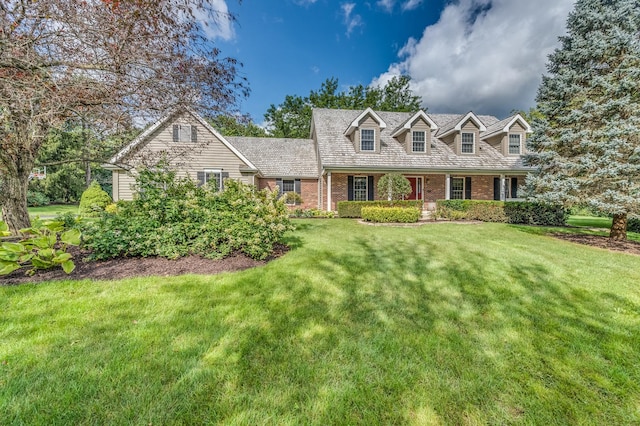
406,177,422,200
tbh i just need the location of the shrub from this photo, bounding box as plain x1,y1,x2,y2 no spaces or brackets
83,169,293,261
281,192,303,206
361,206,421,223
104,203,118,214
79,181,112,217
27,190,50,207
377,173,412,201
292,208,335,218
435,200,567,226
626,216,640,233
338,200,423,218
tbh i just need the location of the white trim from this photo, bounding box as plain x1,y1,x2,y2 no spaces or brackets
344,107,387,136
438,111,487,139
502,114,532,133
461,132,475,154
411,130,427,153
203,168,223,191
360,128,376,152
445,174,451,200
327,171,332,211
390,110,438,137
508,133,522,155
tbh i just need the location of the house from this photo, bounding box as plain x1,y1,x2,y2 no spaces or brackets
105,107,533,210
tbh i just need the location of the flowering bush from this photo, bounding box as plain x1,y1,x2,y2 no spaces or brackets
83,168,293,260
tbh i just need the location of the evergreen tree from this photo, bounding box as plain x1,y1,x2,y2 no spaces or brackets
525,0,640,240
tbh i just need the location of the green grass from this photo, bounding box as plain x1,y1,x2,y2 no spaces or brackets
28,204,78,217
567,215,613,229
1,219,639,424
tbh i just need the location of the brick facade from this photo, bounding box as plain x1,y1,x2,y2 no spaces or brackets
321,173,523,211
258,178,318,210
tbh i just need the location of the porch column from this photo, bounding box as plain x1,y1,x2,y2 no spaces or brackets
500,174,506,201
445,174,451,200
327,171,332,211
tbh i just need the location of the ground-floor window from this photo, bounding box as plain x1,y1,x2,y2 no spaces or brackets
197,169,227,191
354,176,368,201
451,177,464,199
276,178,301,205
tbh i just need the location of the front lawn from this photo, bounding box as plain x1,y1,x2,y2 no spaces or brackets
1,220,639,424
567,215,613,229
28,204,78,217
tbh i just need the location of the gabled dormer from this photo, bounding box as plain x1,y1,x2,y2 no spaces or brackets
391,110,438,155
344,107,386,154
481,114,532,156
436,112,486,156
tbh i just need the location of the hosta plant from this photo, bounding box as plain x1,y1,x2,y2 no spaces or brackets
0,219,81,276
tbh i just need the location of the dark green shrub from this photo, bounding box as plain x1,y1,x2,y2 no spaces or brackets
338,200,423,218
83,169,293,260
79,181,112,217
626,216,640,233
435,200,567,226
27,190,50,207
361,206,421,223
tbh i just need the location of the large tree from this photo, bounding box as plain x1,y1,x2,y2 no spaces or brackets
0,0,246,233
264,75,422,138
524,0,640,240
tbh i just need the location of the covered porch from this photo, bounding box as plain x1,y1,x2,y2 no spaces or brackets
321,171,526,211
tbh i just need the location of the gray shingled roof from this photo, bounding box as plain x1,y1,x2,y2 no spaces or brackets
226,137,318,178
312,108,530,172
482,115,516,139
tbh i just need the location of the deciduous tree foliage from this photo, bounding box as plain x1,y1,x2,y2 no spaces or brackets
0,0,246,234
264,75,422,138
524,0,640,240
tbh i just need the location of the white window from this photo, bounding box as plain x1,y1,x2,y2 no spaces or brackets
451,177,464,199
173,124,195,143
354,176,368,201
204,169,222,191
461,132,474,154
508,134,521,154
412,131,426,153
360,129,375,151
281,179,295,193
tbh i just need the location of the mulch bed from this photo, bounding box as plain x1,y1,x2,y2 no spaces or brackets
552,233,640,256
0,244,289,286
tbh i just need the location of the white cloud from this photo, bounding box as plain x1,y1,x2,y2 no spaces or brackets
196,0,235,41
402,0,423,11
294,0,319,5
377,0,396,13
341,2,363,37
372,0,576,117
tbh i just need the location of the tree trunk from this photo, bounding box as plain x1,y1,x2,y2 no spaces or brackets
610,213,627,240
1,171,32,235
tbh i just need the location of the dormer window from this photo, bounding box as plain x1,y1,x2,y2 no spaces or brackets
412,131,426,153
508,134,521,154
360,129,375,151
461,132,475,154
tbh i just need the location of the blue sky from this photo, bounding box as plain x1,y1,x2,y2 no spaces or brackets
209,0,576,122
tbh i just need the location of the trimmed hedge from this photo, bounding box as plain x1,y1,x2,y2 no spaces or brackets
361,206,421,223
435,200,567,226
338,200,423,218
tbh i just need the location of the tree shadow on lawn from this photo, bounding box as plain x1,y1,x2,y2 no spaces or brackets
2,232,639,424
